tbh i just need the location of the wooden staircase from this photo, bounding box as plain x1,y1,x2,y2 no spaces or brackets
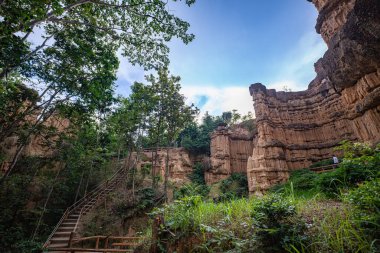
43,161,132,252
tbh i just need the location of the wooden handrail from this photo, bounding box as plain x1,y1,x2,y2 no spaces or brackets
44,160,133,249
55,235,145,253
47,248,134,252
43,208,69,248
73,236,143,242
309,164,336,171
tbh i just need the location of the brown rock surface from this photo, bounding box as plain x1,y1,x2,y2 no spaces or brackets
206,125,254,185
0,114,70,172
135,147,200,186
247,0,380,195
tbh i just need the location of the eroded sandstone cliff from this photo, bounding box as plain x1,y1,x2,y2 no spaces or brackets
247,0,380,195
135,147,200,186
206,125,254,185
0,114,70,172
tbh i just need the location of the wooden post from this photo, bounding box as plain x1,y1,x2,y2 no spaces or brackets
96,236,100,249
68,232,74,247
105,236,109,253
150,215,164,253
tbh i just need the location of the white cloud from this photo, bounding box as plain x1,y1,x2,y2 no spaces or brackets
181,84,254,120
272,32,327,91
116,51,146,84
115,51,155,97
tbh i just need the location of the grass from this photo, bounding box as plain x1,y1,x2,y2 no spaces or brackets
147,142,380,252
301,205,375,252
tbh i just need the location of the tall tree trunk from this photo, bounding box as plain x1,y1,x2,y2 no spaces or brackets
164,147,170,202
151,150,155,187
0,144,25,185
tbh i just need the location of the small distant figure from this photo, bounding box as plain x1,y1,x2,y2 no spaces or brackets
332,155,339,168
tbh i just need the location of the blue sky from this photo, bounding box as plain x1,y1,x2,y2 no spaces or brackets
116,0,327,117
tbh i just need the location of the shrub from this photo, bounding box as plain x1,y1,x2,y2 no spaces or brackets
288,169,318,190
136,187,155,210
317,153,379,197
252,194,307,252
270,169,320,200
151,194,307,252
346,178,380,214
173,183,209,200
345,178,380,245
219,173,248,199
306,206,375,253
316,142,379,196
309,158,334,168
188,162,206,185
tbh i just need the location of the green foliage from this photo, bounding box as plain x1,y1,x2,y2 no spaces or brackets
235,117,256,134
272,142,380,198
345,178,380,244
252,195,307,252
178,113,224,155
136,188,156,210
1,0,195,77
146,68,198,147
140,164,152,179
0,82,39,140
151,194,306,252
189,162,206,185
336,140,377,159
112,187,156,218
270,141,380,252
270,169,321,200
178,111,255,155
174,162,209,200
346,178,380,215
219,173,248,200
303,206,376,253
316,148,379,196
82,208,119,236
13,240,42,253
174,183,209,200
309,158,334,168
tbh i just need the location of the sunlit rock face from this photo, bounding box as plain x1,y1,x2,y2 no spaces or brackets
135,147,202,186
205,125,254,185
248,0,380,195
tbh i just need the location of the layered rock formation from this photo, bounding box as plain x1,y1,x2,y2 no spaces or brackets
135,147,200,186
206,125,254,185
0,114,70,172
247,0,380,195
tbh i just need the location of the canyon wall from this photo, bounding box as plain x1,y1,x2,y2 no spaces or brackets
0,114,70,172
205,125,254,185
247,0,380,195
135,147,204,186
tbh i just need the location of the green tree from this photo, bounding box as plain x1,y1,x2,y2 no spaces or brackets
145,68,197,198
0,0,195,78
0,0,196,183
178,112,224,155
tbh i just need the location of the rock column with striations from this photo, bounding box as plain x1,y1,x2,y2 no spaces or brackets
247,0,380,195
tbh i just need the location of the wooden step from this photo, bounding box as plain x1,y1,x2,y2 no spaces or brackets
51,236,70,242
60,222,76,227
53,232,71,237
64,218,77,222
56,227,74,232
48,242,69,248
